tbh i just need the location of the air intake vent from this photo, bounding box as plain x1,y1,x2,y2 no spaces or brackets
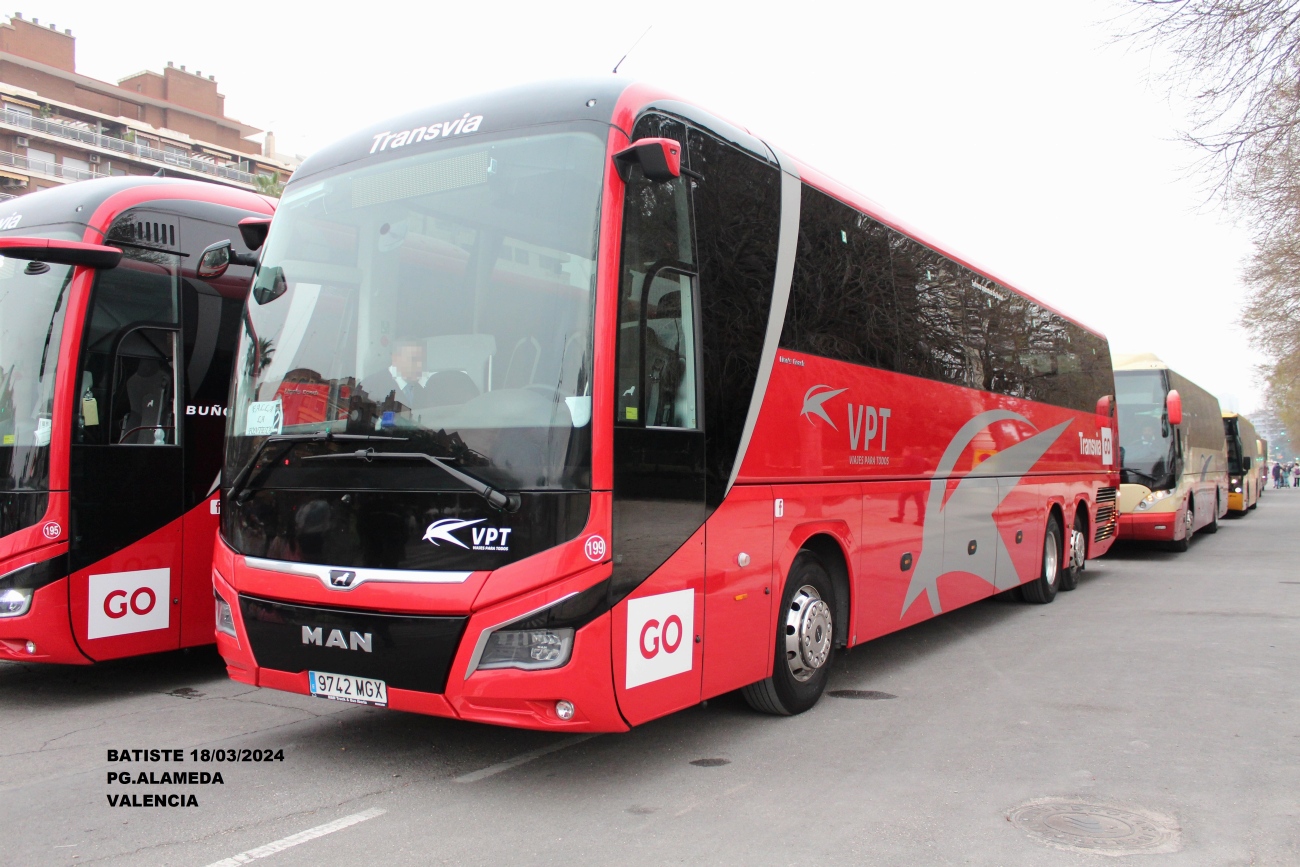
1094,486,1118,543
106,211,179,251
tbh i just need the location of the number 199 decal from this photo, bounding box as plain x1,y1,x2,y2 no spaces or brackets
625,589,694,689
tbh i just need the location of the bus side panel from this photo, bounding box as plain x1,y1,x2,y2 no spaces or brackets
997,476,1045,587
611,528,704,727
67,515,183,661
179,495,221,647
702,485,774,700
855,479,930,642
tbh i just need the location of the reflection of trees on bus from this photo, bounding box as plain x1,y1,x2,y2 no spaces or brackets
781,186,1112,417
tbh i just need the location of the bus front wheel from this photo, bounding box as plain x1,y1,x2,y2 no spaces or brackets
1021,516,1062,604
742,551,836,716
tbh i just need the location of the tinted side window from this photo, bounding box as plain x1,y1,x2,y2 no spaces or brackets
616,115,696,428
781,184,1112,413
690,127,781,504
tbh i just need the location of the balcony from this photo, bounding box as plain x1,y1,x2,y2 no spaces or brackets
0,109,257,186
0,147,106,182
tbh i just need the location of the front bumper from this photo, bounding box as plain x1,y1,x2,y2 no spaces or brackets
1117,510,1180,541
214,549,628,733
0,579,92,664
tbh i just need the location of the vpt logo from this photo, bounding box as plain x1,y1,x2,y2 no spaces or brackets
422,518,513,551
625,589,693,688
800,385,846,428
422,518,482,548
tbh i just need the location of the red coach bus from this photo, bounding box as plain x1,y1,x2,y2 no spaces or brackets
214,80,1119,731
0,178,272,663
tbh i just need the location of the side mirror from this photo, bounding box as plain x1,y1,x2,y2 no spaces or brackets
614,137,683,183
1165,389,1183,426
197,241,232,279
1095,395,1113,417
1242,456,1253,470
238,216,272,251
0,236,122,268
252,266,287,305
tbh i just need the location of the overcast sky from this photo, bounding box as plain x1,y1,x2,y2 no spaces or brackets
29,1,1263,413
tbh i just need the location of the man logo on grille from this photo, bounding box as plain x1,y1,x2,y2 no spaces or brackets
329,570,357,588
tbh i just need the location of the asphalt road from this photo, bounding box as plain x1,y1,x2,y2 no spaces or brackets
5,491,1298,866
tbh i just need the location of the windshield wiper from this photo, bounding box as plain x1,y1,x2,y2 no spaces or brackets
226,432,407,504
303,448,521,512
1120,466,1159,486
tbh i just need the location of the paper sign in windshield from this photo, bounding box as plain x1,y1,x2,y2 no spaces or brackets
245,400,283,436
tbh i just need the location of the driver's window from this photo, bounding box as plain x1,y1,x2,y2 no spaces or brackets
616,114,698,430
75,242,180,446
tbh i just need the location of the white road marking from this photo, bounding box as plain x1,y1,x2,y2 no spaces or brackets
454,735,594,783
204,808,385,867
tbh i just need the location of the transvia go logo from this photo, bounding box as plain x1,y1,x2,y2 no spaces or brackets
87,569,170,639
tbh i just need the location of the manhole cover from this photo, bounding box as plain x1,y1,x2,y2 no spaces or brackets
1009,799,1180,856
689,758,729,767
828,689,897,700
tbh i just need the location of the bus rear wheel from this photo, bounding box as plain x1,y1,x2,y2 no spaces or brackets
1021,516,1062,604
1059,512,1087,592
742,551,836,716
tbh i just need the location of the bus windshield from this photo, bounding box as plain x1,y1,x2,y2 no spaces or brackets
226,126,604,492
0,225,79,492
1116,369,1174,486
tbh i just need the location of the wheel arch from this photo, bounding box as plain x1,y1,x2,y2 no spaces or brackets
789,531,852,650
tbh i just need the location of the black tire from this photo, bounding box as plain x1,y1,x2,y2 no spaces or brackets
742,551,836,716
1169,497,1193,552
1021,516,1062,604
1204,496,1219,534
1059,511,1086,592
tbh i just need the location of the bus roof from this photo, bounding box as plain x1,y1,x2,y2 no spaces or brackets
0,176,270,238
288,77,1108,342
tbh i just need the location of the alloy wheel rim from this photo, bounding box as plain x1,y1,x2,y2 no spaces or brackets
1044,531,1059,587
785,585,832,682
1071,529,1086,571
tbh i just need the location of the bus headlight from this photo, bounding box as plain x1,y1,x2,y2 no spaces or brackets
468,577,615,676
1135,489,1176,511
214,592,237,637
477,628,575,671
0,587,32,617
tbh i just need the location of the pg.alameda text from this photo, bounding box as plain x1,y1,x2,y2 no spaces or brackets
108,771,224,784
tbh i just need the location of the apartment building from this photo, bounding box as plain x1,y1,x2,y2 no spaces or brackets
0,13,297,200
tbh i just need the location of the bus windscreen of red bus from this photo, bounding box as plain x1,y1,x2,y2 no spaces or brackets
223,126,603,562
0,225,79,520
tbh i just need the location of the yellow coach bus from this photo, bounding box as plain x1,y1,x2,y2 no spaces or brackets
1114,354,1228,551
1222,412,1263,513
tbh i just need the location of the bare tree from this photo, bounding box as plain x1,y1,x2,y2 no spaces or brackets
1127,1,1300,214
1127,1,1300,440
